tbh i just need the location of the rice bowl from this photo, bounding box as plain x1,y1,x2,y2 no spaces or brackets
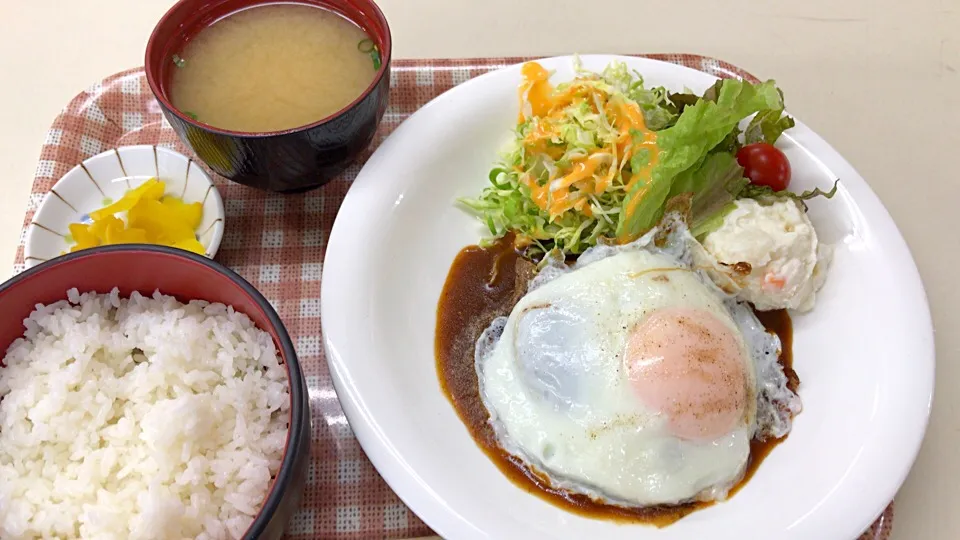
0,288,289,539
0,244,310,540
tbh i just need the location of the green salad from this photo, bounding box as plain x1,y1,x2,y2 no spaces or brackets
459,60,834,258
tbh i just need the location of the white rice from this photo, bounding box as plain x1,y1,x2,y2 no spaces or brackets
0,288,290,540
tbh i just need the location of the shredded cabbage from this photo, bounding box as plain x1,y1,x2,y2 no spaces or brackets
459,61,792,258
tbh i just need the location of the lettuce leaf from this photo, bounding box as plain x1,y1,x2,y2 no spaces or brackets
667,79,724,115
741,179,840,210
691,202,737,239
616,79,784,239
744,107,796,145
670,152,749,232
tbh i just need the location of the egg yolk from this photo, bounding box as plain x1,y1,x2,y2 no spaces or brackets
624,307,748,442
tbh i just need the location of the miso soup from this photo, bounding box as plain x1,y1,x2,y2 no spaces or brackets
170,3,378,133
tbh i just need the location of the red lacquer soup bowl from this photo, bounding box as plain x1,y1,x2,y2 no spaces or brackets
145,0,392,193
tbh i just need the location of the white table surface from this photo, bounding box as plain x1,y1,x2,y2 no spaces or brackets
0,1,956,538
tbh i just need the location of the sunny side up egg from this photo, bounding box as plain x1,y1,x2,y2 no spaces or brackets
475,223,800,507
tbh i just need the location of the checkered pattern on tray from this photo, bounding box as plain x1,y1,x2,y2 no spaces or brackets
12,55,893,540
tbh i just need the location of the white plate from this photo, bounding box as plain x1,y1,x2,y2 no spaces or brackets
321,55,934,540
25,145,225,268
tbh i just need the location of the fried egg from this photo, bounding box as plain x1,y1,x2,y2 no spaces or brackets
475,221,800,507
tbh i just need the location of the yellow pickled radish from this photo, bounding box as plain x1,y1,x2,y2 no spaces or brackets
65,177,206,255
160,197,203,230
128,199,196,243
123,228,149,244
141,179,166,202
68,223,98,251
89,178,162,221
105,225,148,245
89,215,123,238
170,238,206,255
103,218,126,245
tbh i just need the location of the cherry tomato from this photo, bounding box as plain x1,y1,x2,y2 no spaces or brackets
736,142,791,191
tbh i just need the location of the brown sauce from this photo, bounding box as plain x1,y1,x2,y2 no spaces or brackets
435,235,797,526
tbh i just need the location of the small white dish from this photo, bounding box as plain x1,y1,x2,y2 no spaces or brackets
25,145,225,268
321,55,934,540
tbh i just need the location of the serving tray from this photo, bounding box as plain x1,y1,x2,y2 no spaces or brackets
12,55,893,540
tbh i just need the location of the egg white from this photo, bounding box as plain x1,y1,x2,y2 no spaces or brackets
475,223,799,507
